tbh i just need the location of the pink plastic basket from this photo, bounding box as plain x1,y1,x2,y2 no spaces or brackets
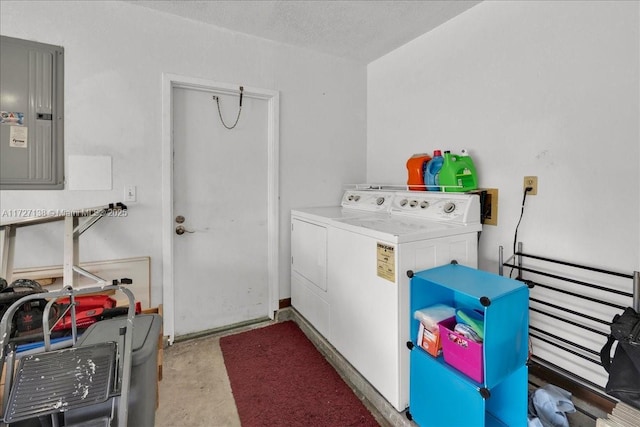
438,317,483,383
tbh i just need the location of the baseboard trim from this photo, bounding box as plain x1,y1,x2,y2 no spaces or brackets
279,298,291,309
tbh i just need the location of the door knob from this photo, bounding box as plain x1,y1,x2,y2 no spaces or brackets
176,225,185,235
175,225,194,235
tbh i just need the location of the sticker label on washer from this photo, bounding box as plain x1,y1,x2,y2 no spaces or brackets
377,243,395,283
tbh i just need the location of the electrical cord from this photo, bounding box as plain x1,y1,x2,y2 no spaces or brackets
213,86,244,130
511,186,533,278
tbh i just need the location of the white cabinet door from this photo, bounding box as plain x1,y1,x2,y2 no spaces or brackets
290,217,331,338
291,218,327,291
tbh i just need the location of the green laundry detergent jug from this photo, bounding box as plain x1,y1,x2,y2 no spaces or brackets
438,150,478,192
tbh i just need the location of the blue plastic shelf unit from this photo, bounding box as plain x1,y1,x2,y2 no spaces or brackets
408,263,529,427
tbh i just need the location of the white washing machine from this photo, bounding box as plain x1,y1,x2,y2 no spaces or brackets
328,191,481,411
290,189,393,340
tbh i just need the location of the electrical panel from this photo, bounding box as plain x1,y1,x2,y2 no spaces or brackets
1,36,64,190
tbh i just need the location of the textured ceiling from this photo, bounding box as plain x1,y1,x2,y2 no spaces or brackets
125,0,481,63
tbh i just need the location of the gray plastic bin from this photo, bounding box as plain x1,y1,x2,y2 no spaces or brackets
63,314,162,427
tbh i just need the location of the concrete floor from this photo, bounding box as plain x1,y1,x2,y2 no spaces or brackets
155,309,603,427
155,329,242,427
155,311,394,427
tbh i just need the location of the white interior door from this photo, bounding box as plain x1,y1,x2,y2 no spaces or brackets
171,85,270,337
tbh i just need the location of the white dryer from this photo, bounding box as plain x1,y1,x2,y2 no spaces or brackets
328,191,481,411
290,189,393,340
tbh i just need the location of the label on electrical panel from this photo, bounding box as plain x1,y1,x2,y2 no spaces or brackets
1,111,24,125
9,126,28,148
377,243,396,283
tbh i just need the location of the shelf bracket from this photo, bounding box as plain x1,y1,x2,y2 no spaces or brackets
73,209,107,237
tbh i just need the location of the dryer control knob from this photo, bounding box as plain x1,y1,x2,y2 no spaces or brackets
354,195,361,201
409,200,418,208
420,201,429,209
443,202,456,213
376,197,385,205
399,199,408,207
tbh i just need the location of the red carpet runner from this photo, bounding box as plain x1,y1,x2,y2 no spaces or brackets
220,321,380,426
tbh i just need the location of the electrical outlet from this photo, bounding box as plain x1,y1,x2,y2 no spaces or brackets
523,176,538,195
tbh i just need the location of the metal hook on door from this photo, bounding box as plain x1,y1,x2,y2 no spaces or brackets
212,86,244,130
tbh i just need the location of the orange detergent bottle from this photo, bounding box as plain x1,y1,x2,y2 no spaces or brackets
406,154,432,191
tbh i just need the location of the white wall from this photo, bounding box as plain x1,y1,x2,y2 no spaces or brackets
0,1,367,305
368,0,639,274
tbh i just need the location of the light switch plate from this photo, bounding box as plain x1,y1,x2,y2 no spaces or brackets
124,185,137,202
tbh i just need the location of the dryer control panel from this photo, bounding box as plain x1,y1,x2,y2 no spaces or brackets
341,190,393,213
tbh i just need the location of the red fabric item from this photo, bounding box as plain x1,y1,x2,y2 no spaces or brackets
51,308,101,331
51,296,140,332
56,295,116,310
220,321,379,427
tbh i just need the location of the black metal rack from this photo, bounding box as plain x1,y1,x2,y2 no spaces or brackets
499,243,639,396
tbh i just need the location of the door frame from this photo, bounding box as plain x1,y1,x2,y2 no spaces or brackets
161,73,280,343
